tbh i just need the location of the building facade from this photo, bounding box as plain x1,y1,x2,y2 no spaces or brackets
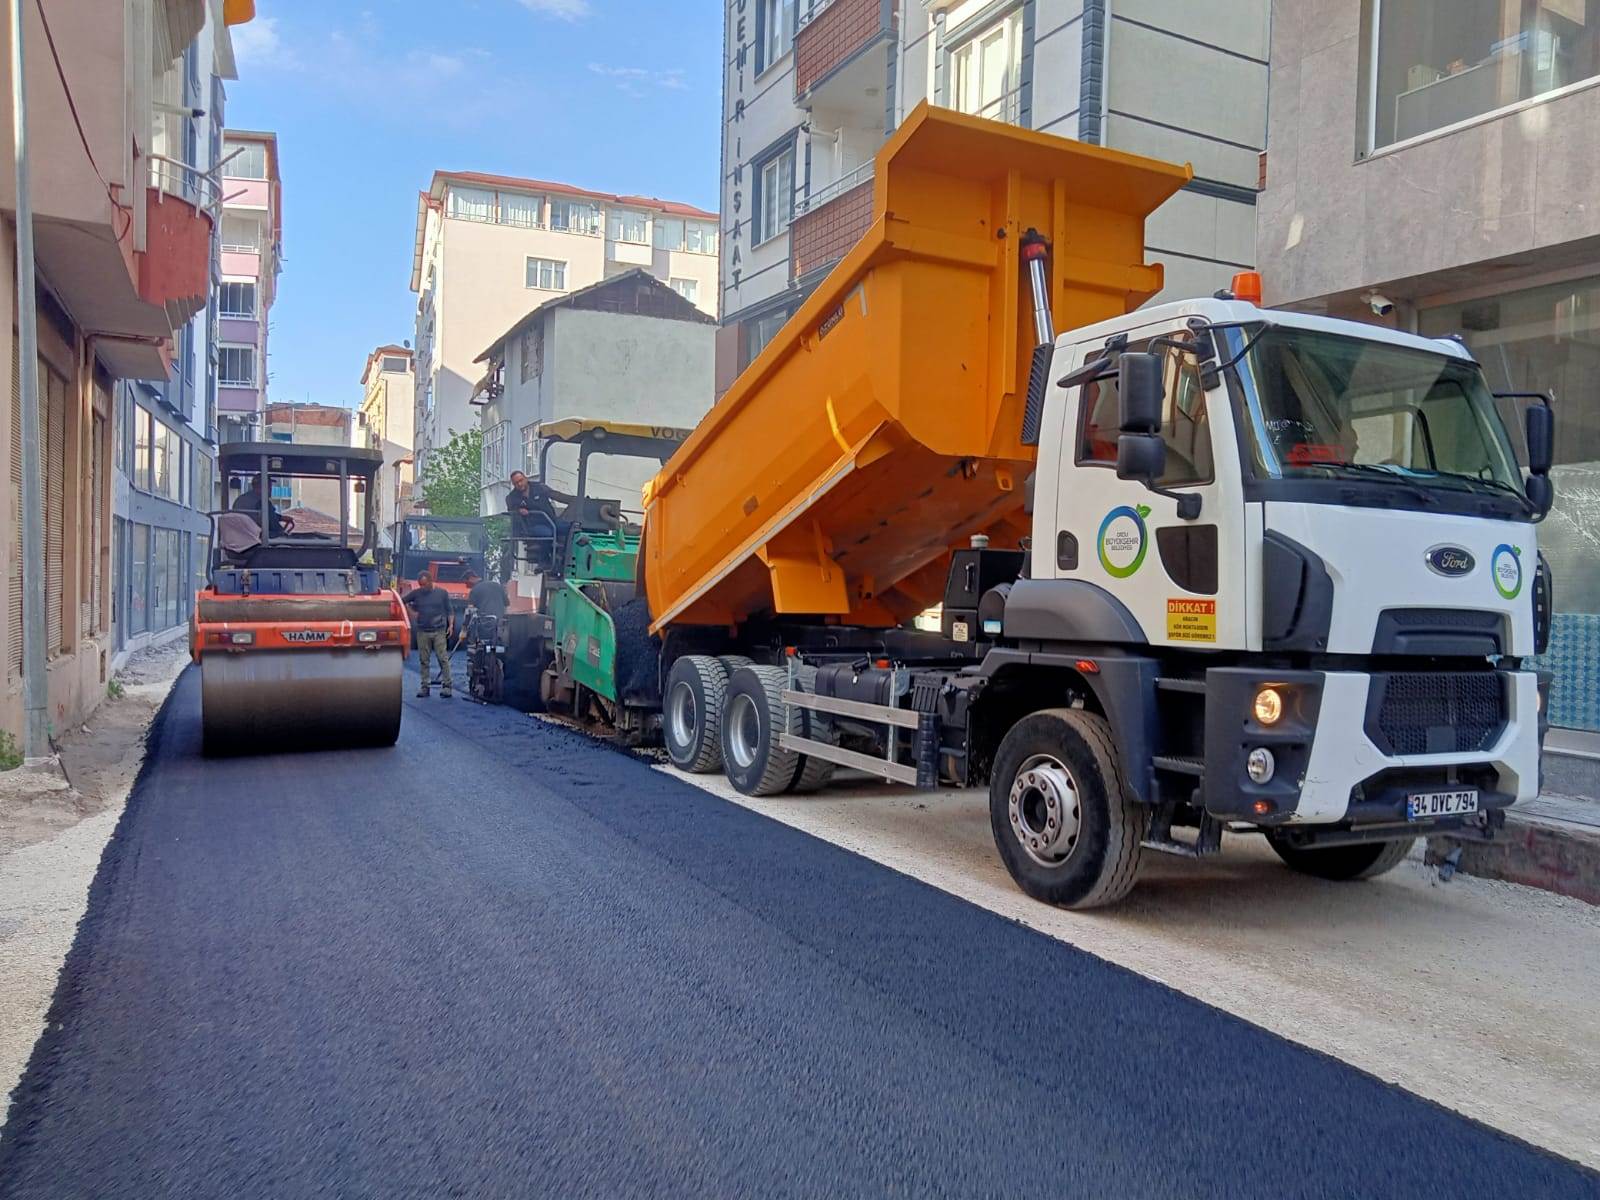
358,344,416,539
1,0,247,748
409,171,720,506
1257,0,1600,734
717,0,1271,392
217,128,282,443
248,402,353,521
472,271,717,517
112,3,239,663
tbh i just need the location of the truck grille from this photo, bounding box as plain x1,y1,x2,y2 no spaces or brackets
1366,672,1507,757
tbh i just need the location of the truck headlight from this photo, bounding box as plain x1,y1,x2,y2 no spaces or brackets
1247,748,1277,784
1253,687,1284,725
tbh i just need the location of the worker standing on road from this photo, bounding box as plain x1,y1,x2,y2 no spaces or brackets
404,571,454,699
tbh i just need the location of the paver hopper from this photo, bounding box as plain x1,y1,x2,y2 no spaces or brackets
192,444,410,755
643,102,1190,632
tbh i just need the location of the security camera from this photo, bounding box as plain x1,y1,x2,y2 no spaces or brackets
1363,292,1396,317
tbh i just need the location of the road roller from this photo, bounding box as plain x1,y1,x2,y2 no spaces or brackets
192,443,411,755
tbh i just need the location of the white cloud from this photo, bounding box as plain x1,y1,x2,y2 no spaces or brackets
231,16,293,70
518,0,591,18
587,63,689,97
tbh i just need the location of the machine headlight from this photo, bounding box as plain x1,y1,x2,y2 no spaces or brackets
1246,748,1277,784
358,630,379,644
1253,686,1284,726
229,631,255,646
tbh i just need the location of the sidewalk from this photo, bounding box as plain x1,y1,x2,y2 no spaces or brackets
1426,730,1600,906
0,640,188,1120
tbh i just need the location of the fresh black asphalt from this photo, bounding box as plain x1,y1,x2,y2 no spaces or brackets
1,664,1596,1198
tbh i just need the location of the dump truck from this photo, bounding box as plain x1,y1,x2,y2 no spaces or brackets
560,104,1557,909
392,515,488,629
193,444,410,755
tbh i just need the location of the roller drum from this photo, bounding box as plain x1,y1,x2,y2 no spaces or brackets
201,649,404,756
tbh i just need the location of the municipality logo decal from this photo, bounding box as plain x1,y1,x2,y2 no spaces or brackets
1491,544,1523,600
1098,505,1150,579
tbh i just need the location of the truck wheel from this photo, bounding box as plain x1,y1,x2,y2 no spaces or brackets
787,665,834,793
989,709,1147,909
717,655,755,673
663,656,729,773
721,666,802,797
1266,835,1415,881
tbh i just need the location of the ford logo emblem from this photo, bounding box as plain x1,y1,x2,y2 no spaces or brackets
1425,546,1476,577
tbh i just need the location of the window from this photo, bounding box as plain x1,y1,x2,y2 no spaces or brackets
134,405,156,491
669,278,699,304
758,0,796,71
609,209,649,244
219,345,256,386
525,257,568,291
755,146,796,243
193,451,213,512
219,280,256,318
221,215,261,252
223,139,266,179
951,8,1025,125
520,325,544,383
499,191,544,228
744,308,793,367
1078,339,1213,486
152,423,179,501
381,355,409,373
522,424,540,475
130,524,149,635
549,199,601,235
448,185,496,221
484,421,509,485
688,221,718,255
1368,0,1600,152
151,528,173,632
654,217,686,251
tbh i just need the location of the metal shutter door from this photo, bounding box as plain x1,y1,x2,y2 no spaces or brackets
44,364,64,657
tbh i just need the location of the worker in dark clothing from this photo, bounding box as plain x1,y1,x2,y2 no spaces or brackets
233,477,295,537
505,470,575,571
465,571,508,618
404,571,454,699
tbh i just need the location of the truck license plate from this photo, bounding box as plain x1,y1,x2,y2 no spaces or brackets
1406,790,1479,821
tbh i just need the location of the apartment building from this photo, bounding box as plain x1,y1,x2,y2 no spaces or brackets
1257,0,1600,740
217,128,282,442
717,0,1270,391
409,172,720,503
359,344,416,537
0,0,249,749
243,402,353,521
112,3,239,663
472,271,715,516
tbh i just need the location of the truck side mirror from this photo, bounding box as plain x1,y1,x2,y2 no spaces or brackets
1118,352,1163,434
1117,433,1166,483
1526,403,1553,475
1526,474,1554,520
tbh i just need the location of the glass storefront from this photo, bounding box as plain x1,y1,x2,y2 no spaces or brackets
1422,276,1600,730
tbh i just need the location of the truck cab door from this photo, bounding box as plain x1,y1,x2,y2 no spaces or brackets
1045,330,1249,651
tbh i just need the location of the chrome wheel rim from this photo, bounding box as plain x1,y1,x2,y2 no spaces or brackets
1008,753,1082,868
727,692,762,771
667,679,698,750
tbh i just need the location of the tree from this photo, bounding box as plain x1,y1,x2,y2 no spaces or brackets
419,428,483,518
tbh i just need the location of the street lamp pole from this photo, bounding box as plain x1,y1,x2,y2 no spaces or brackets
9,0,48,755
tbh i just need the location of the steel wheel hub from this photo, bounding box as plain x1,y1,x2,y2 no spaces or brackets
1008,754,1081,867
668,680,698,749
727,692,761,770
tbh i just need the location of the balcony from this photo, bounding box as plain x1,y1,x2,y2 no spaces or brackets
138,156,220,330
795,0,897,109
790,164,875,283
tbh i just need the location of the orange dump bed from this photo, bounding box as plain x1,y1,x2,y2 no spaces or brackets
643,104,1191,633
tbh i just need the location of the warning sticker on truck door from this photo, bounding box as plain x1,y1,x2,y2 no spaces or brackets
1166,599,1217,643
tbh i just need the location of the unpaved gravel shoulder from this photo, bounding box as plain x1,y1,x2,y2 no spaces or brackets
0,639,188,1122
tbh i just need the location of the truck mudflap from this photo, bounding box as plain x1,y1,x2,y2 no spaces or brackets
1201,666,1540,828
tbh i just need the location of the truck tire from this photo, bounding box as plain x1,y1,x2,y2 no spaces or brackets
717,655,755,673
663,655,729,773
988,709,1147,909
721,666,802,797
787,664,834,793
1266,835,1415,881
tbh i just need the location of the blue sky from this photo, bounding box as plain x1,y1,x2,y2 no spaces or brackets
226,0,723,408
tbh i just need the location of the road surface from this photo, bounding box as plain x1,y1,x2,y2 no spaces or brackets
0,666,1595,1198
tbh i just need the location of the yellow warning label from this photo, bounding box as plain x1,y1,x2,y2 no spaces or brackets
1167,598,1217,643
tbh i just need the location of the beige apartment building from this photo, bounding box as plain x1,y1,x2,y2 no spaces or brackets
408,174,720,505
1257,0,1600,742
359,345,416,537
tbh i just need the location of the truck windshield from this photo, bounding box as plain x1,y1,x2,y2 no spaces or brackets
412,526,481,553
1226,325,1525,503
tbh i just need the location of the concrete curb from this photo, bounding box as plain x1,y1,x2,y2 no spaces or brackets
1427,815,1600,907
